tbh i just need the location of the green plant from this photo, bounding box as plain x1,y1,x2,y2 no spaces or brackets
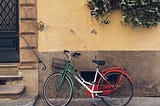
87,0,111,24
120,0,160,28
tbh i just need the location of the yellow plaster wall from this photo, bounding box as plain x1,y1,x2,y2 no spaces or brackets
38,0,160,52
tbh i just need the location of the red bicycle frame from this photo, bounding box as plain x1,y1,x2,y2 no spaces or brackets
97,66,133,95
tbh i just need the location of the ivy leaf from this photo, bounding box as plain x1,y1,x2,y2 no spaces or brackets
87,0,111,24
120,0,160,28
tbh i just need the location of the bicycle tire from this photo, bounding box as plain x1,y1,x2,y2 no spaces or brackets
98,72,134,106
43,72,73,106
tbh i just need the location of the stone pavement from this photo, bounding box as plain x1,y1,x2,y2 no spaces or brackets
35,97,160,106
0,93,38,106
0,96,160,106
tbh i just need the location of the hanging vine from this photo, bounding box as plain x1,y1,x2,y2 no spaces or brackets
87,0,111,24
87,0,160,28
120,0,160,28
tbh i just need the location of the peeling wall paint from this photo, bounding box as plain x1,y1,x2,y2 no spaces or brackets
38,0,160,52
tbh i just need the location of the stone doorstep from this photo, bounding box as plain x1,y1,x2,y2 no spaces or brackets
0,85,25,95
0,75,23,80
0,63,19,75
0,63,19,68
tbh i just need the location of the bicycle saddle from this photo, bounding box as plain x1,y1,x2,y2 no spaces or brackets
92,60,105,66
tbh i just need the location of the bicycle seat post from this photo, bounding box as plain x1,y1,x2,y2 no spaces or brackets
96,65,100,70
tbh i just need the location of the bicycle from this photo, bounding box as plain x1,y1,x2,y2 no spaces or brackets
43,50,134,106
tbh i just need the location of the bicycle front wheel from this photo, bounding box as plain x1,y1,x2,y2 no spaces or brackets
43,72,73,106
98,72,133,106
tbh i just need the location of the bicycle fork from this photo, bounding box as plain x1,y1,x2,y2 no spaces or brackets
57,72,75,92
56,73,66,91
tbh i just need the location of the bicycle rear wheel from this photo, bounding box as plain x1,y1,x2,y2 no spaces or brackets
43,72,73,106
98,72,133,106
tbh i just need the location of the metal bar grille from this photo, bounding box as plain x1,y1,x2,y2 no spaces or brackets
0,0,18,34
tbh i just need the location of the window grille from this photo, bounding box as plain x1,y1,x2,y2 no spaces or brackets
0,0,18,34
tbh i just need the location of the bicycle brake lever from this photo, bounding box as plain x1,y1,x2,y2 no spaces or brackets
64,50,69,53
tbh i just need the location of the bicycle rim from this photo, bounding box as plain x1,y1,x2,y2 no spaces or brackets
43,73,73,106
99,72,133,106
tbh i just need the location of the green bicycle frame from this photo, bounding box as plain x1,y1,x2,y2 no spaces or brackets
57,61,76,93
58,60,105,95
57,60,117,97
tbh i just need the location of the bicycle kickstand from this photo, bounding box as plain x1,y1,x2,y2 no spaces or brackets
92,96,98,106
92,102,98,106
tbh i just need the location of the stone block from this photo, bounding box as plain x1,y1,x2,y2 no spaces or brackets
20,6,37,19
20,20,37,33
19,70,38,93
19,62,38,70
19,0,36,4
20,49,38,62
20,34,37,48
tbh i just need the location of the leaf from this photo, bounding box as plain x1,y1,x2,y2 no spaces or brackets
87,0,111,25
120,0,160,28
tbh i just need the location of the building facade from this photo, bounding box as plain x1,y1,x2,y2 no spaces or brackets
37,0,160,98
0,0,160,104
0,0,38,102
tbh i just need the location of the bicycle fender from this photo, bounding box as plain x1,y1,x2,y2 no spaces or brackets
98,70,133,85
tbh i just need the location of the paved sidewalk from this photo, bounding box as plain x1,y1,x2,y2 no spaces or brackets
0,93,38,106
36,97,160,106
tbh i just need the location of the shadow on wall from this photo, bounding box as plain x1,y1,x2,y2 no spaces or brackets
39,51,160,98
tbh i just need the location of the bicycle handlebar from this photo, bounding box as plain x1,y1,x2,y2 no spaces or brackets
64,50,81,60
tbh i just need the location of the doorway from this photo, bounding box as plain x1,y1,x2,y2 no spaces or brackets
0,0,19,62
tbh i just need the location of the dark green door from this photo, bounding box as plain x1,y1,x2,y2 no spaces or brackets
0,0,19,62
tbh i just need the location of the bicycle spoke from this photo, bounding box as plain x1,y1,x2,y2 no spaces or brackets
43,73,73,106
115,74,123,88
99,72,133,106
